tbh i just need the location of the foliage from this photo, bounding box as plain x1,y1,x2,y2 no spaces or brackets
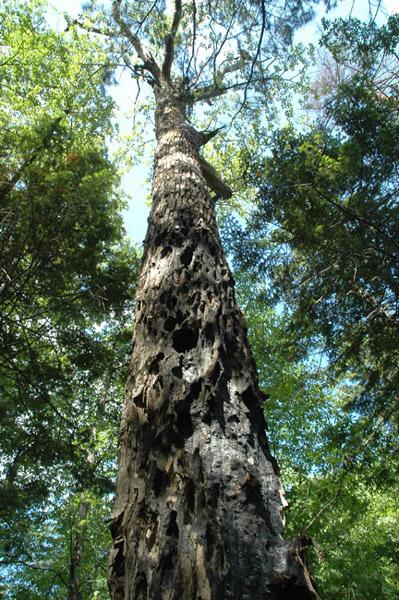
3,0,398,598
235,12,399,455
234,271,335,471
3,476,114,599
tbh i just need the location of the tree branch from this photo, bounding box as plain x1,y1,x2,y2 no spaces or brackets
198,126,225,146
66,19,114,37
230,0,267,121
112,0,161,85
199,155,233,200
303,481,344,534
310,182,399,255
192,43,261,104
162,0,182,81
186,0,197,78
192,79,249,104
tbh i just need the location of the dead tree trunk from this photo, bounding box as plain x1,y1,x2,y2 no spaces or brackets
108,85,319,600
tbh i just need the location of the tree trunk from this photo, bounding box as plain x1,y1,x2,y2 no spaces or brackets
68,351,117,599
108,85,319,600
68,497,88,600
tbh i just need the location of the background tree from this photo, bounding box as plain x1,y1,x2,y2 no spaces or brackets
233,272,399,599
0,3,140,598
239,13,399,469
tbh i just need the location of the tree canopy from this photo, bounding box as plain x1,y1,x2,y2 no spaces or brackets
237,12,399,457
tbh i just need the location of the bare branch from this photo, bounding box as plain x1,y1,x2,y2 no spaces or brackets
211,11,237,77
192,77,255,104
190,15,247,92
133,0,160,38
198,126,225,146
66,19,114,37
112,0,161,85
190,14,269,106
231,0,267,120
199,155,233,199
162,0,182,81
186,0,197,78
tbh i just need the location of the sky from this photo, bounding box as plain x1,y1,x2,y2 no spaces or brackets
48,0,397,244
385,0,397,13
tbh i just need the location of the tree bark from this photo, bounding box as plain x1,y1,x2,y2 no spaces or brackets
108,84,319,600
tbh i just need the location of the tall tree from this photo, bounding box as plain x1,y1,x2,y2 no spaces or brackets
67,0,338,598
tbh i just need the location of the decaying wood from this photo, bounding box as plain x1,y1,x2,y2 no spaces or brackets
107,86,319,600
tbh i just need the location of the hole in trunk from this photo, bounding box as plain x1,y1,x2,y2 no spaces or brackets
172,324,198,353
134,391,144,408
164,316,176,332
149,352,164,374
161,245,172,258
172,365,183,378
204,321,215,344
180,245,194,266
166,510,179,538
272,578,317,600
153,467,168,497
135,572,148,600
187,379,202,401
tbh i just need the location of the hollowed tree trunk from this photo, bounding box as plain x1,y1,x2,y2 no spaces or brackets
108,87,319,600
